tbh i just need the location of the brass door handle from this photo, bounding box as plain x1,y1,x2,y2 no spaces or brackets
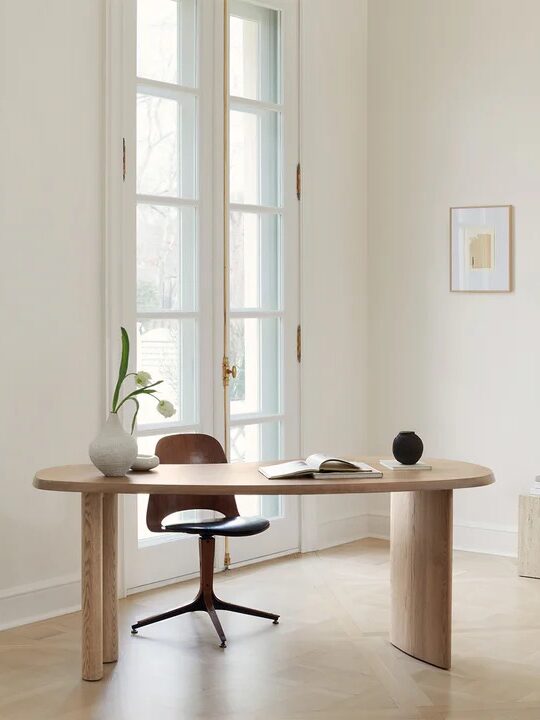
222,357,237,386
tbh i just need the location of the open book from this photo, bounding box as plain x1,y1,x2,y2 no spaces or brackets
259,454,382,480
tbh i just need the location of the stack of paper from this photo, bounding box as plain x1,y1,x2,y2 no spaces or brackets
379,459,432,471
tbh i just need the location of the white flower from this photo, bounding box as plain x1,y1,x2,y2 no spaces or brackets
135,371,152,387
157,399,176,418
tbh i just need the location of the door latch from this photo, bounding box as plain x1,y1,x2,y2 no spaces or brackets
222,356,238,387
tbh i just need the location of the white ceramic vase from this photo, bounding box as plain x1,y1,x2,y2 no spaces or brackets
89,413,138,477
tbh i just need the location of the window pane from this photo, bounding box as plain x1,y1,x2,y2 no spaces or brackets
137,0,197,87
137,492,198,542
229,318,280,416
137,92,196,198
230,108,279,207
136,318,198,426
229,1,279,103
231,421,281,518
230,421,280,462
260,495,281,518
136,434,199,542
230,212,280,310
137,0,178,84
177,0,197,87
136,434,164,541
236,494,282,519
137,204,197,312
137,434,163,456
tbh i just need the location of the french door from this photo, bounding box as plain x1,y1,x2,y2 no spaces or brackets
115,0,300,593
224,0,300,564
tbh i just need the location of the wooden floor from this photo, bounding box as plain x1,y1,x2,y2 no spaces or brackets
1,539,540,720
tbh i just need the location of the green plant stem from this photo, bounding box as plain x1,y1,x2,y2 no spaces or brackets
115,382,163,412
112,327,130,412
115,390,156,413
129,397,140,434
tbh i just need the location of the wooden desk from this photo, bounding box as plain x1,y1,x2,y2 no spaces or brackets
33,458,494,681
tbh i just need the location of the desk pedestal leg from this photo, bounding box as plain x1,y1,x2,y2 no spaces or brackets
81,493,103,681
103,494,118,663
390,490,453,670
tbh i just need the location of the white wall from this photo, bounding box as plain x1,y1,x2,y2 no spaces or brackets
0,0,104,626
300,0,369,549
0,0,368,627
367,0,540,555
4,0,531,631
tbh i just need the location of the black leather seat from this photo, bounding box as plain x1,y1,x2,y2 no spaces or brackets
165,515,270,537
130,433,280,648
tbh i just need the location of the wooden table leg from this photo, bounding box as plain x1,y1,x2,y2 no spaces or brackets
102,494,118,664
81,493,103,681
390,489,453,669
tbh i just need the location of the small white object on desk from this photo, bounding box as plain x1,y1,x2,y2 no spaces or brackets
380,459,432,471
131,454,159,471
519,493,540,579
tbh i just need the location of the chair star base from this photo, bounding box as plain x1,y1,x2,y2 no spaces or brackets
130,536,279,647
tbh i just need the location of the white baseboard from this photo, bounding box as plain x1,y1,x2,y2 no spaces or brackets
363,512,518,558
0,574,81,631
314,513,369,551
365,512,390,540
453,520,518,557
125,547,300,596
0,514,518,632
0,549,303,630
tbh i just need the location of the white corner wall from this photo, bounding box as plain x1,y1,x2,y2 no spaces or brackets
0,0,104,627
300,0,369,550
367,0,540,555
4,0,529,631
0,0,368,629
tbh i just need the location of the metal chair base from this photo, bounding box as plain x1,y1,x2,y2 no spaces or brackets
130,536,279,647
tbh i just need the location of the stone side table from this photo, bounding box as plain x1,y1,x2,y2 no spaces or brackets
518,494,540,579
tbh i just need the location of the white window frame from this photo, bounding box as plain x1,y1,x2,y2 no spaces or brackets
105,0,301,595
105,0,217,593
223,0,301,563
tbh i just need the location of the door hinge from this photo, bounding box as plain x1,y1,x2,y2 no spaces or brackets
296,324,302,363
122,137,126,182
296,162,301,201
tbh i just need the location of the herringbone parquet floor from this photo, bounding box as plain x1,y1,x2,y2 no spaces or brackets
1,539,540,720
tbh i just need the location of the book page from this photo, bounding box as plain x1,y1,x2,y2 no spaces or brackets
259,460,311,479
306,454,359,471
305,453,331,470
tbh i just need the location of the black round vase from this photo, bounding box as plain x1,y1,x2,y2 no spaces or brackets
392,431,423,465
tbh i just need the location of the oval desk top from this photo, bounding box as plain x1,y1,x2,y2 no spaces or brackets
33,458,494,495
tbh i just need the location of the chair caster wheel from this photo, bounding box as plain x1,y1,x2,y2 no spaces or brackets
131,628,138,635
220,641,227,648
273,619,279,624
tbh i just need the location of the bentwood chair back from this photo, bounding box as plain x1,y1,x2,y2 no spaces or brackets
146,433,238,531
130,433,279,647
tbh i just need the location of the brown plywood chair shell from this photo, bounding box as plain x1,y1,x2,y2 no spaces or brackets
131,433,279,647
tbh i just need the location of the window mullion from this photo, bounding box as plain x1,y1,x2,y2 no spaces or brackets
137,78,199,99
136,194,199,209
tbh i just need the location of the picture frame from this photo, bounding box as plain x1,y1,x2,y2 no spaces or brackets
450,205,513,292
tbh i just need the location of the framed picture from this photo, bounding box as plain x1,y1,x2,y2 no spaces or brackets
450,205,513,292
